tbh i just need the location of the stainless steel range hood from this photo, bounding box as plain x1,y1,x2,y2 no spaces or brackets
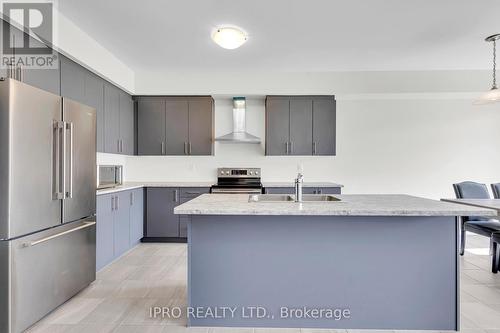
215,97,261,144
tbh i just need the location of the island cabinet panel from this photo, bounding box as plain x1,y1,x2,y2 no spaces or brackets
96,189,144,271
266,95,336,156
137,96,214,156
146,187,180,237
96,194,115,271
137,98,166,155
129,188,144,245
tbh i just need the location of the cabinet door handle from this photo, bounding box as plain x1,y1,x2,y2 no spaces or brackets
285,142,289,154
290,141,293,154
184,142,188,155
173,189,179,202
188,142,192,155
161,142,165,155
111,196,114,211
130,192,134,206
313,142,317,155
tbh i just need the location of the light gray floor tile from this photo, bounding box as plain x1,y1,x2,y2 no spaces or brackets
461,302,500,329
80,298,136,325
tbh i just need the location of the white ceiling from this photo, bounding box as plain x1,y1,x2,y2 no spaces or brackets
58,0,500,73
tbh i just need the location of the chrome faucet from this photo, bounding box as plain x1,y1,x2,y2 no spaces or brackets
295,173,304,202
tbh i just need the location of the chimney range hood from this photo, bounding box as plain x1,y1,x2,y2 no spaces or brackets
215,97,261,144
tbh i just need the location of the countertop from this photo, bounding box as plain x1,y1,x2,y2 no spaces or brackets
262,181,343,188
173,194,497,216
442,198,500,215
97,181,344,195
96,181,214,195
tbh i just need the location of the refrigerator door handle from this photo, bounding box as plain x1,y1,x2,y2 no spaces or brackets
22,221,96,247
53,121,65,199
65,122,74,199
61,121,68,200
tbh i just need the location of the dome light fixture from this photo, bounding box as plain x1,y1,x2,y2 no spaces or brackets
212,26,248,50
475,34,500,105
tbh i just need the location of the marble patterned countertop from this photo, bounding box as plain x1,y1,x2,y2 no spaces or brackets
96,181,343,195
173,193,497,216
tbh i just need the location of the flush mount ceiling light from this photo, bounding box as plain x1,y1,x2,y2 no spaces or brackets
475,34,500,105
212,27,248,50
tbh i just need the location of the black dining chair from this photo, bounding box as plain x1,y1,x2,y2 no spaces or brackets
493,232,500,274
453,182,500,257
491,183,500,199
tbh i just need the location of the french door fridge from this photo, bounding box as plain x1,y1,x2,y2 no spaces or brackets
0,78,97,333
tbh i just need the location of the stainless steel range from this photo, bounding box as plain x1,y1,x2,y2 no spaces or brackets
211,168,263,194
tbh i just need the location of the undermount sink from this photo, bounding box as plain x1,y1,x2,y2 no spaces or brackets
302,194,341,202
248,194,341,202
248,194,294,202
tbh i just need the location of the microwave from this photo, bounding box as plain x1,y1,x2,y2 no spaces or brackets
97,165,123,189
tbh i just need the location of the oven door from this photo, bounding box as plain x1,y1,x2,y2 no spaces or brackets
211,188,263,194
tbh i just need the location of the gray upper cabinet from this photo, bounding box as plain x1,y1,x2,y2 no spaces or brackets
104,83,121,154
84,72,105,152
137,98,166,155
119,91,135,155
266,97,290,155
61,55,86,103
137,96,214,156
266,95,336,156
312,98,336,155
188,97,214,155
289,99,313,155
165,99,189,155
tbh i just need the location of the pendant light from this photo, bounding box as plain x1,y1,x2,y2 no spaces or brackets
475,34,500,105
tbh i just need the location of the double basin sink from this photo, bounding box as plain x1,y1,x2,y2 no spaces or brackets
249,194,341,203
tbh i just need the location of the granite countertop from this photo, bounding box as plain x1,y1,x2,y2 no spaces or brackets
173,194,497,217
96,181,214,195
441,198,500,214
262,181,343,188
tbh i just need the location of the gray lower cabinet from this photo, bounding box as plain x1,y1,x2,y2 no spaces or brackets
266,96,336,156
113,191,130,258
96,189,144,271
145,187,210,239
130,188,144,245
146,187,179,237
137,97,214,156
264,186,341,195
96,193,114,271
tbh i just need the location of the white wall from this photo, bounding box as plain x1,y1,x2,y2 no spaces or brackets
124,92,500,200
53,10,135,92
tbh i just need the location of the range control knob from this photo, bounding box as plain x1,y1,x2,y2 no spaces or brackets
225,171,230,175
255,171,259,175
249,171,253,175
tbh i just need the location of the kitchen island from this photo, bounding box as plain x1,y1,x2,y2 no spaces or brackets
174,194,495,330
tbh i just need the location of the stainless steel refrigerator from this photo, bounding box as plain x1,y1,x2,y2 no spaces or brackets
0,78,97,333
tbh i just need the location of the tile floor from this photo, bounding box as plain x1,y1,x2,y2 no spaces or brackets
27,234,500,333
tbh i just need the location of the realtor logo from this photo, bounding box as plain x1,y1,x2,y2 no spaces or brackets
2,2,53,54
1,1,57,70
